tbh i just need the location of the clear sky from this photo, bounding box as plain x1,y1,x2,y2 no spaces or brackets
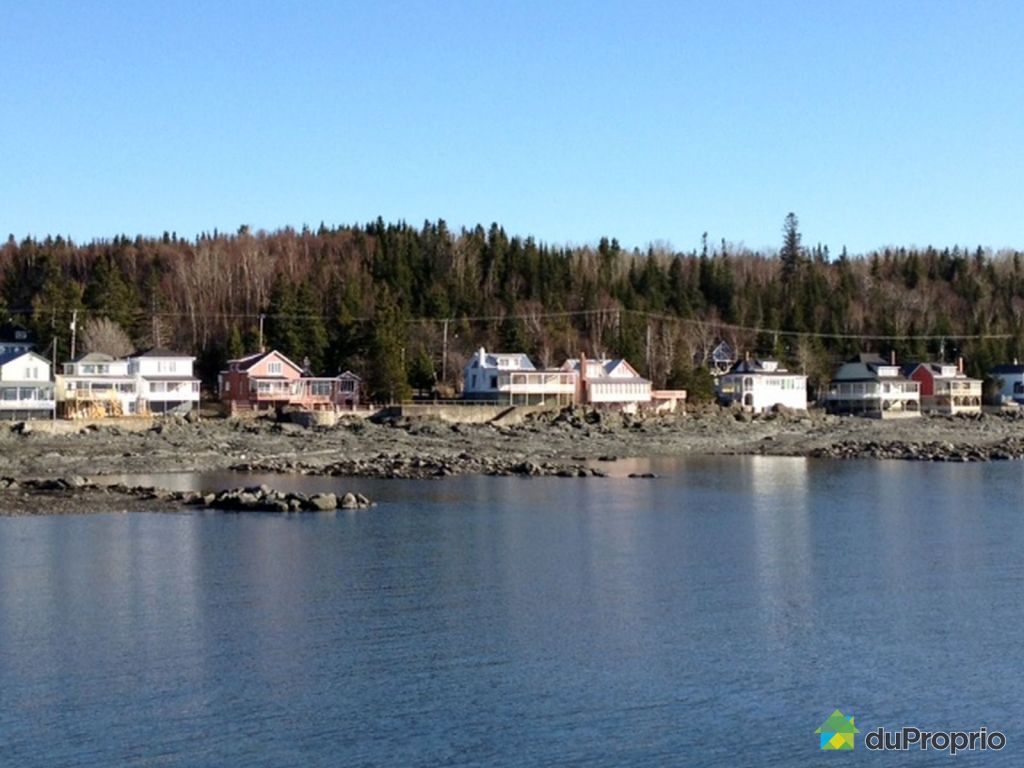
2,1,1022,255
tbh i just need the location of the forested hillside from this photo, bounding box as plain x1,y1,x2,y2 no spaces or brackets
2,215,1021,401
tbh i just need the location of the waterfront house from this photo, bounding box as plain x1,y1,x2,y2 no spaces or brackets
332,371,362,410
461,347,576,406
57,352,139,418
127,348,201,415
988,363,1024,406
0,323,36,357
708,340,737,375
560,355,651,412
0,350,55,420
826,353,920,418
902,360,981,415
219,350,362,413
717,358,808,412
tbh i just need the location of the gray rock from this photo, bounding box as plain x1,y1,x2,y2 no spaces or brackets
309,492,337,511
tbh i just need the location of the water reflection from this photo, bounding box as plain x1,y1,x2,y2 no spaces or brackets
2,458,1023,767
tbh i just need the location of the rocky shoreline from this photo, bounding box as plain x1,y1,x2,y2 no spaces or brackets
3,406,1024,514
0,476,375,516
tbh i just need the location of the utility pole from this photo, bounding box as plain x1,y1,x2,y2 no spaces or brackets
646,320,653,377
51,337,57,421
69,309,78,359
441,318,449,388
258,313,266,352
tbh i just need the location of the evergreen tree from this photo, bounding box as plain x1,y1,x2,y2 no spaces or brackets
367,287,410,402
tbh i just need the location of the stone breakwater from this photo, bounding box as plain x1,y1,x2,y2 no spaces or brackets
231,452,609,479
809,437,1024,462
0,476,374,515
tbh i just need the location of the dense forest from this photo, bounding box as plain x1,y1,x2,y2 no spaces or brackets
2,214,1022,402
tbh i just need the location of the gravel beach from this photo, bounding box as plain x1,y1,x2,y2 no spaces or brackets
3,406,1024,514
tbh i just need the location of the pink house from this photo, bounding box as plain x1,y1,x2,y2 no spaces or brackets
218,350,361,413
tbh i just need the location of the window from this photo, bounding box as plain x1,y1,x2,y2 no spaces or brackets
224,381,231,393
2,388,16,401
157,360,178,374
489,375,497,389
268,362,282,375
339,379,354,392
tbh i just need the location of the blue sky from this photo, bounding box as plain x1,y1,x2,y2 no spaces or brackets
2,1,1022,255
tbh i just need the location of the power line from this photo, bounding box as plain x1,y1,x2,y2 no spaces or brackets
1,304,1015,342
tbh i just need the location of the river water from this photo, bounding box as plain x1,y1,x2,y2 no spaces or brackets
1,457,1021,766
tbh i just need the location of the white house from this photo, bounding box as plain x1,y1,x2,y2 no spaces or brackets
826,353,920,418
462,347,575,406
57,352,139,417
988,363,1024,406
128,348,201,414
561,356,651,411
0,350,55,420
718,359,808,412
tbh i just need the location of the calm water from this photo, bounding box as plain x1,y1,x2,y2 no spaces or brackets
1,457,1022,766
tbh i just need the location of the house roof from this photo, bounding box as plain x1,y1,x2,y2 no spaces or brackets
467,348,535,371
727,358,802,376
71,352,116,363
0,349,49,367
815,710,860,735
226,349,304,374
132,346,194,358
831,362,908,383
562,357,647,381
141,375,199,382
338,370,361,381
711,340,736,362
902,361,976,381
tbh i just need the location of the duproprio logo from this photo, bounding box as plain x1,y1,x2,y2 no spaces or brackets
816,710,859,750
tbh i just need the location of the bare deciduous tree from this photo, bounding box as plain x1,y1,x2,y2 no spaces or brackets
80,317,134,358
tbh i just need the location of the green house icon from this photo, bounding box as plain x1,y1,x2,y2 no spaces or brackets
816,709,860,750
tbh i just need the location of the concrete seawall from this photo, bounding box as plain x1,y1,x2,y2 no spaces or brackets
382,403,555,424
15,417,158,435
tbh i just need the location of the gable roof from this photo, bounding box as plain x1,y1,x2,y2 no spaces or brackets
466,348,535,371
72,352,116,363
711,340,736,362
902,361,970,380
337,370,362,381
227,349,304,375
0,349,50,367
562,357,647,381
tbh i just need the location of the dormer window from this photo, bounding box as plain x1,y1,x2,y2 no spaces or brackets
268,361,282,375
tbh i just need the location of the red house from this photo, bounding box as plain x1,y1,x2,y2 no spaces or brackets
219,350,361,414
901,360,982,415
